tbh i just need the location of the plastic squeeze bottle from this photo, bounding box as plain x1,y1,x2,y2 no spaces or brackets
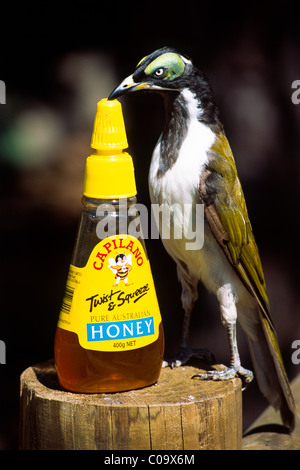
54,99,164,393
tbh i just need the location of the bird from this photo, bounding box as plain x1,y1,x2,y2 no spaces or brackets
108,46,296,430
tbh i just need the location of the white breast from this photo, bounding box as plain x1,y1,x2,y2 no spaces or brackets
149,115,215,206
149,89,215,237
148,98,216,272
148,94,251,302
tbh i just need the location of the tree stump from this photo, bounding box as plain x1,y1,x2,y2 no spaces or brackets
19,359,242,450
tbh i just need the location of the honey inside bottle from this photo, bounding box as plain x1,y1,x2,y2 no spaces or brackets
54,99,164,393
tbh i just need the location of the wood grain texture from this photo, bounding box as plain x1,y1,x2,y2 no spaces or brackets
20,359,242,450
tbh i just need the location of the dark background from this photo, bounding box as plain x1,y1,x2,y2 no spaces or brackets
1,1,300,449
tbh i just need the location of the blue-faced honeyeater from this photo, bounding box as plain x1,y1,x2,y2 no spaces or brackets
108,47,296,430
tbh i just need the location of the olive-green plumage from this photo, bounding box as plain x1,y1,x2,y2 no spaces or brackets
201,133,269,312
200,132,294,417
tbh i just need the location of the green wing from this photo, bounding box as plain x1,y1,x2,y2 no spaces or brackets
199,133,271,321
199,132,296,428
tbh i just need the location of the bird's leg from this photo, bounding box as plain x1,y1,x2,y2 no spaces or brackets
163,264,214,368
193,285,253,386
162,289,195,368
193,323,253,387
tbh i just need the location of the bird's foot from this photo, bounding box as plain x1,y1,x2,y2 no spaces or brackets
162,346,215,369
192,364,254,390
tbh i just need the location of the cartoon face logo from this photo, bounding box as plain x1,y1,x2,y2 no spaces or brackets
108,252,132,287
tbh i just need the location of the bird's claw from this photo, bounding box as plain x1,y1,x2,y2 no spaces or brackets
192,365,254,390
162,346,215,369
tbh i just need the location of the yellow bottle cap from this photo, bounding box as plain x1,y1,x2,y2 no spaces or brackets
83,99,137,199
91,98,128,150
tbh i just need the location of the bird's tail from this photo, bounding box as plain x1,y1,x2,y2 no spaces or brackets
246,313,296,431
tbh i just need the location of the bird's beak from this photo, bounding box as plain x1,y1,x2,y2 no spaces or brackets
108,74,148,100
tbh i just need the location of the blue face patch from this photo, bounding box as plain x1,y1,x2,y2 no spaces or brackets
144,53,185,80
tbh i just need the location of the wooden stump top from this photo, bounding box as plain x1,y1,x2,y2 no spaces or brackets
22,359,240,407
20,359,242,450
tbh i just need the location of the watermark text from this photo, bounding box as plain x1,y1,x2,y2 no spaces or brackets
291,80,300,105
291,340,300,365
0,80,5,104
95,199,204,251
0,340,6,364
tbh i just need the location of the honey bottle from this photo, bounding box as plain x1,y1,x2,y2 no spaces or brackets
54,99,164,393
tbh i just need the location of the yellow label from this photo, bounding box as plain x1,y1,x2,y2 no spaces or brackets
58,235,162,352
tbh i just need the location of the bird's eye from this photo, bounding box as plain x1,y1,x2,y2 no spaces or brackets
153,67,165,78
